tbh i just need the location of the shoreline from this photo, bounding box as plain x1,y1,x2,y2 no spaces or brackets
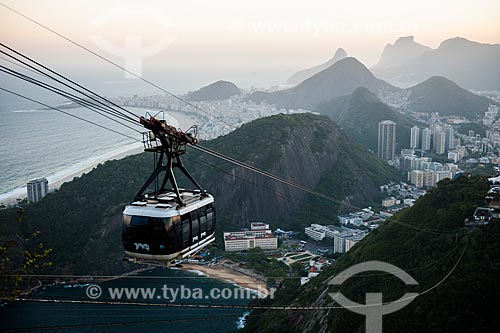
0,143,144,206
180,262,270,297
24,262,270,300
23,265,158,296
0,108,203,207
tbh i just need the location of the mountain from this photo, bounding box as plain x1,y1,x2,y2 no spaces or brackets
0,114,399,275
193,113,399,230
244,175,500,332
317,87,419,151
186,80,241,101
248,57,398,110
406,76,496,119
287,48,348,85
374,37,500,89
374,36,431,69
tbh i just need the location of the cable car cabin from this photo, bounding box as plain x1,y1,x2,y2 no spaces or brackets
122,191,216,261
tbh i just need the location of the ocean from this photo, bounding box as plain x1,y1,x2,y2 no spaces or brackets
0,104,179,205
0,267,251,332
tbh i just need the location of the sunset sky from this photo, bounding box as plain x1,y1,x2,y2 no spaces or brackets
1,0,499,91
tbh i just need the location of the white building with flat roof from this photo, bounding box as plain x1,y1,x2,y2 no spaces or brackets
223,222,277,252
305,224,326,241
305,224,367,253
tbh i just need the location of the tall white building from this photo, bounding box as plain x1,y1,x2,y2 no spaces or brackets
378,120,396,161
445,126,455,149
434,130,446,154
410,126,420,149
27,178,49,203
421,128,431,151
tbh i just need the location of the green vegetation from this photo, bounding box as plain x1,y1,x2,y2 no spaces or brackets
187,80,241,102
457,122,489,137
0,113,399,278
248,57,396,110
0,208,52,298
317,87,420,151
225,248,289,279
407,76,496,119
244,176,500,332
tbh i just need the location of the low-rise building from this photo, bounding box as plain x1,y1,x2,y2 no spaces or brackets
305,224,326,241
304,224,367,253
337,214,363,226
382,197,397,207
223,222,278,252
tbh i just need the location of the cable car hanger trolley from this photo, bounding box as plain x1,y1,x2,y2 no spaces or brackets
122,112,216,262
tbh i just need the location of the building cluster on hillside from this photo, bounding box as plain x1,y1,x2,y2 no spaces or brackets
300,257,332,285
304,224,368,253
409,124,460,154
111,94,312,140
379,182,426,210
377,103,500,181
398,149,461,188
223,222,278,252
336,207,385,228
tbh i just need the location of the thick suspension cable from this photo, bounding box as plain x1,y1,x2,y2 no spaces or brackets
192,145,464,235
0,8,464,236
0,2,235,128
0,87,140,142
0,43,139,122
0,314,244,332
0,65,142,132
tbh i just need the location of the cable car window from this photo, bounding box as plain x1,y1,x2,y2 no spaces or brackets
182,215,190,247
164,217,174,246
130,216,149,226
206,206,214,233
171,216,181,249
191,211,199,241
199,207,207,236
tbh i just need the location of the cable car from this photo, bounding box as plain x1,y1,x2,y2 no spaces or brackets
122,114,216,261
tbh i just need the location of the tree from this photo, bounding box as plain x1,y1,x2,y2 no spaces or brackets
0,208,52,300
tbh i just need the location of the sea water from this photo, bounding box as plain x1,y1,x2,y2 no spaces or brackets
0,105,178,204
0,267,251,332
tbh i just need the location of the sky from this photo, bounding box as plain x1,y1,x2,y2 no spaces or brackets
1,0,499,93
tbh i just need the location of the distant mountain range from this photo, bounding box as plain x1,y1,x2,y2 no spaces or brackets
286,48,347,85
405,76,496,118
249,51,495,123
374,36,431,69
186,80,241,101
317,87,419,151
248,57,397,110
373,37,500,90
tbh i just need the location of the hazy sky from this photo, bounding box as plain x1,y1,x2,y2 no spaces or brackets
1,0,499,92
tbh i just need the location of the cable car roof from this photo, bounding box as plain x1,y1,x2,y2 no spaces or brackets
124,192,214,218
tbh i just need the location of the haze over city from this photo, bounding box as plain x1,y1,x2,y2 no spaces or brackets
1,0,499,93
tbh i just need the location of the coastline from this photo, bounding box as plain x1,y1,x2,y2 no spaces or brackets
24,262,270,300
0,108,202,207
180,262,270,297
23,264,158,296
0,143,144,206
